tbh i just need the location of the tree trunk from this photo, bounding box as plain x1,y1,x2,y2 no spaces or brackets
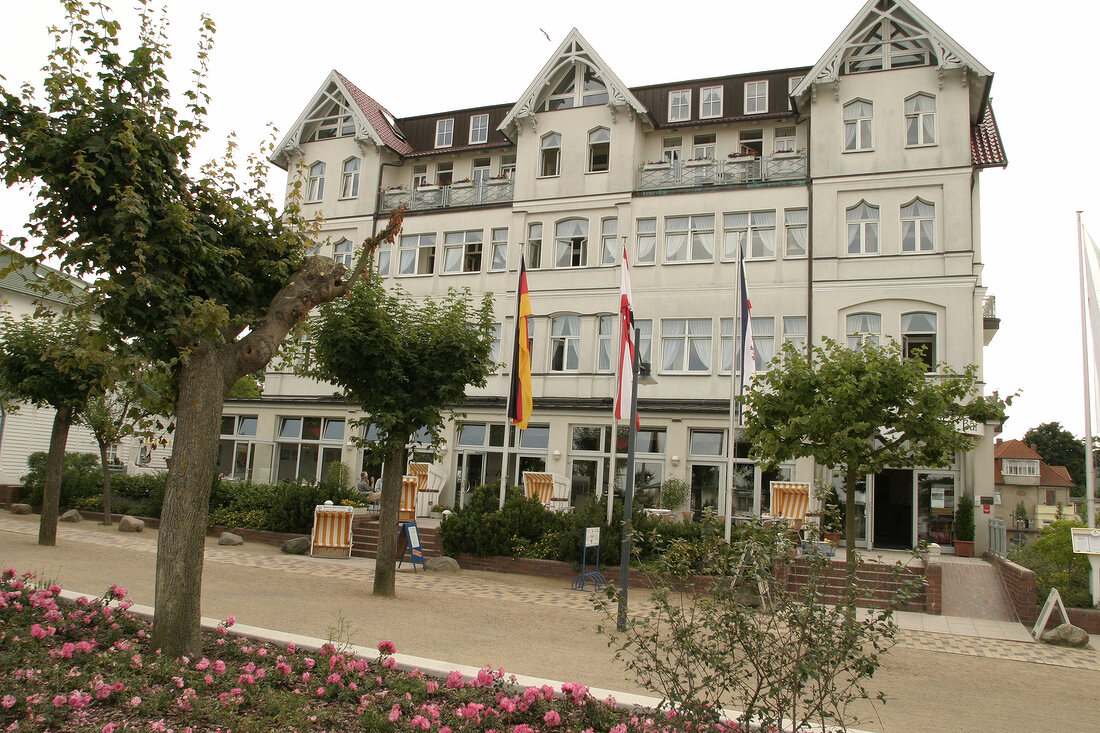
150,345,231,657
373,443,407,598
844,469,859,578
38,403,73,546
97,439,113,525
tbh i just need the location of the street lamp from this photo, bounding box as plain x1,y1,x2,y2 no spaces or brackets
618,328,657,631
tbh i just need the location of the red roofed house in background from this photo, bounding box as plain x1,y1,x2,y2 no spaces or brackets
992,439,1076,544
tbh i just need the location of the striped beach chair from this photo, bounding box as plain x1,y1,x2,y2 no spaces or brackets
768,481,811,537
522,472,571,512
409,462,447,517
310,504,354,558
399,475,418,521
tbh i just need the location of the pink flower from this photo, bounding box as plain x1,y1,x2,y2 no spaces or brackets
102,724,120,733
476,669,494,687
543,710,562,727
305,657,316,670
129,696,142,707
302,672,311,683
109,584,127,599
224,616,236,627
31,624,52,639
388,705,402,722
410,714,431,730
1,696,15,708
212,660,226,674
382,657,396,670
316,687,326,696
195,658,210,671
425,680,439,693
378,640,397,655
445,671,464,689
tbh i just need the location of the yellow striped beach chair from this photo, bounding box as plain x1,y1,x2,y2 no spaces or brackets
310,504,354,558
768,481,811,536
399,475,418,521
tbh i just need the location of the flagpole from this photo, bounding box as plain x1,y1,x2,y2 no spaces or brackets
1079,211,1096,529
607,418,618,526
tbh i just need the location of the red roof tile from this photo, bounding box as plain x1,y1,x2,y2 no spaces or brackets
993,440,1076,488
336,72,413,156
993,439,1041,459
1041,464,1075,488
971,103,1007,168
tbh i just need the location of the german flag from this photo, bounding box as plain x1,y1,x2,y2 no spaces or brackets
508,257,533,429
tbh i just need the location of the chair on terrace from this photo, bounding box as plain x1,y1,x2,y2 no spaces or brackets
767,481,811,538
522,471,571,512
399,475,418,521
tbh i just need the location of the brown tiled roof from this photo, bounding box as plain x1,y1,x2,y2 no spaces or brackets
993,439,1076,488
336,72,413,156
994,439,1041,459
1041,464,1075,488
971,102,1007,168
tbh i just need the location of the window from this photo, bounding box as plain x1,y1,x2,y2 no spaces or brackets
724,211,775,259
435,118,454,148
597,315,613,372
500,154,516,180
489,323,502,366
276,416,345,484
744,81,768,114
787,76,803,110
784,208,808,257
692,134,716,160
490,228,508,271
783,316,807,352
601,219,617,265
668,90,691,122
527,223,542,269
340,158,360,198
554,219,588,268
690,430,724,456
443,230,483,273
1002,459,1039,477
846,313,881,348
902,312,937,370
306,162,325,202
905,94,936,146
469,113,489,144
541,61,609,110
398,233,436,275
665,215,714,262
901,199,935,252
436,162,453,186
636,218,656,265
412,164,428,188
662,137,682,164
376,240,391,276
700,86,723,118
588,127,610,172
541,133,562,177
550,315,581,371
738,129,763,156
661,318,712,372
843,100,873,151
846,202,879,254
752,316,774,370
217,415,259,480
774,126,796,153
332,238,353,267
720,317,734,373
472,158,491,187
845,18,932,73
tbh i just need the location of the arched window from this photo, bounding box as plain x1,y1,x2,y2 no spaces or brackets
843,100,873,151
306,161,326,202
554,219,588,267
541,133,562,177
846,312,881,348
902,312,937,370
340,158,360,198
901,199,935,252
846,202,879,254
905,94,936,146
587,128,610,173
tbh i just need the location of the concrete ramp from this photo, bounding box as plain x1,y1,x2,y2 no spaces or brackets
941,561,1017,621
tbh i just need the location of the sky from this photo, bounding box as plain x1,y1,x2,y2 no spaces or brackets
1,0,1098,441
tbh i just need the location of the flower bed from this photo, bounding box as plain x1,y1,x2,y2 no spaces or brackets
0,568,743,732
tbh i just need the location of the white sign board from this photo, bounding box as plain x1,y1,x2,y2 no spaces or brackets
1070,528,1100,555
1031,588,1070,639
585,526,601,547
931,487,946,509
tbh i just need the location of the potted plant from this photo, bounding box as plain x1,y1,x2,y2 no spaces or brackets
658,477,689,512
954,493,975,557
642,160,671,170
813,481,843,543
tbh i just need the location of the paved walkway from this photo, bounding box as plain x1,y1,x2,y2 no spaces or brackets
940,560,1016,621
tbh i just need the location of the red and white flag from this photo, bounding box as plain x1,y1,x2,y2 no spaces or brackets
614,246,638,426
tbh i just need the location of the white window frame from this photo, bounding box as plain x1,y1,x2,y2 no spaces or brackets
527,223,542,269
596,315,613,372
660,318,712,373
550,314,582,372
469,114,489,145
636,218,656,266
843,100,874,152
376,240,391,277
700,86,723,118
332,238,353,267
783,316,807,353
412,164,428,188
901,199,935,252
662,137,683,164
554,219,588,268
490,228,508,272
490,323,502,368
500,154,516,181
905,94,936,147
846,312,881,348
435,118,454,148
1002,459,1039,477
588,127,610,173
398,233,436,276
774,126,797,153
340,157,360,199
600,218,618,266
442,230,484,274
540,133,562,177
664,215,715,263
668,90,691,122
784,208,808,258
306,161,325,202
902,312,937,371
744,81,768,114
724,211,776,260
787,76,803,110
752,316,774,370
846,202,879,255
692,133,716,161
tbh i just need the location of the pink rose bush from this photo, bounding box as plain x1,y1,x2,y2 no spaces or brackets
0,568,741,732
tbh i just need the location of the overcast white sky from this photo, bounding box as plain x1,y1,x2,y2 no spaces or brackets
2,0,1097,441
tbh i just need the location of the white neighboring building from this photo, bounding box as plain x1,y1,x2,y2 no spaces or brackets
224,0,1006,553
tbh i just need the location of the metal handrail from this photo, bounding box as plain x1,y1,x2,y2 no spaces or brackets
381,179,514,212
637,154,807,190
988,517,1007,558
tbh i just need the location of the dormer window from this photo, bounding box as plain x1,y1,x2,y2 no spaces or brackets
668,90,691,122
542,59,609,111
744,81,768,114
301,81,358,143
844,9,935,74
469,114,489,144
1002,459,1039,477
435,118,454,148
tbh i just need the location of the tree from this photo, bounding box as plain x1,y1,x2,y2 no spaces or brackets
741,339,1005,572
0,310,108,544
1022,422,1086,495
0,1,403,655
309,279,495,597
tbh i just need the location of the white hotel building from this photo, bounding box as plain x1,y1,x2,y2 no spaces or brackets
221,0,1006,553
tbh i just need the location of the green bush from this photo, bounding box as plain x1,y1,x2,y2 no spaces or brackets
441,483,567,558
1009,520,1095,608
954,493,975,542
19,452,102,509
264,480,360,534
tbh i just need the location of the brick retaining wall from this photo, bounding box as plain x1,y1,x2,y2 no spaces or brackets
988,554,1100,634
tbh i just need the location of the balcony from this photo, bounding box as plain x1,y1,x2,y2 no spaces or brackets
381,180,514,212
983,295,999,345
636,154,807,192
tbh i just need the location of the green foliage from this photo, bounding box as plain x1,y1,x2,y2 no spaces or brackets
1009,520,1095,609
440,484,566,558
19,452,102,508
814,481,844,535
321,461,352,491
954,494,975,542
1022,422,1087,493
1015,500,1028,522
658,477,689,510
595,531,926,730
227,373,263,399
309,279,496,460
264,481,361,534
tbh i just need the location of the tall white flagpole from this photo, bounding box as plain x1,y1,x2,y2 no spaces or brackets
1078,211,1096,529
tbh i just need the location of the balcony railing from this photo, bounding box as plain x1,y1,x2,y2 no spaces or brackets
637,154,807,191
982,295,996,319
381,180,514,212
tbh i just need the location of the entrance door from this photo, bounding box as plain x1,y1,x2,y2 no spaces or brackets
456,452,485,509
873,469,914,549
689,463,722,517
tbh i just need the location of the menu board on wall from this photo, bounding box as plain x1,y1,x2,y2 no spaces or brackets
1071,528,1100,554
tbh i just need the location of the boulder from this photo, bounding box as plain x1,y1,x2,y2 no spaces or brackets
118,515,145,532
1040,623,1090,648
60,509,83,523
425,556,461,573
9,503,32,515
281,536,311,555
218,532,244,546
